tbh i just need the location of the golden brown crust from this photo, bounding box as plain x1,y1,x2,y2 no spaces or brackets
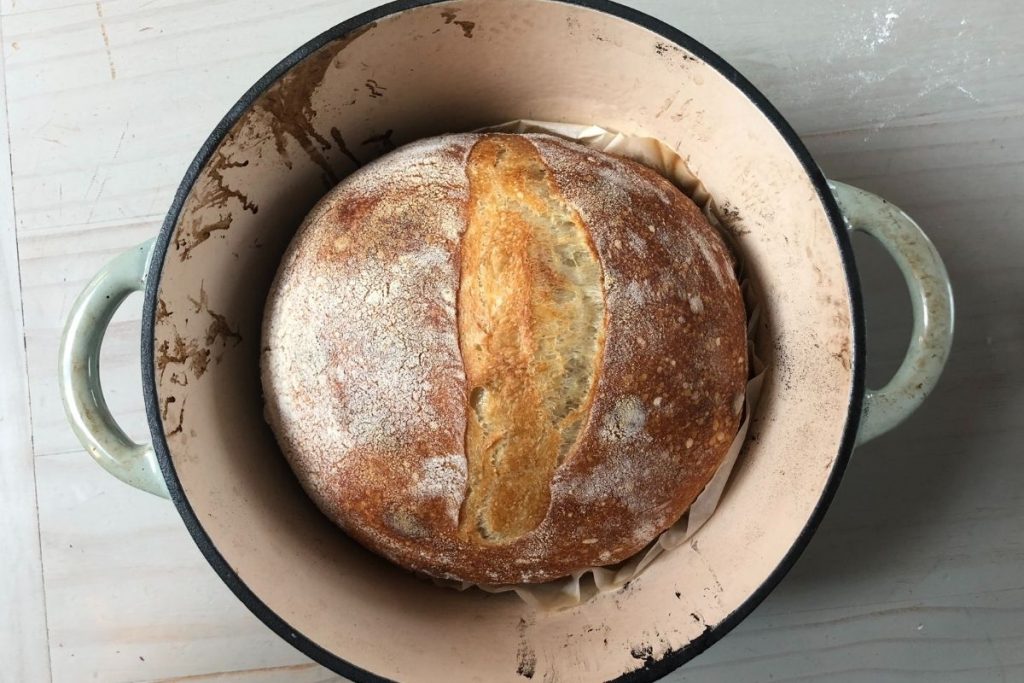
458,135,607,543
262,133,747,584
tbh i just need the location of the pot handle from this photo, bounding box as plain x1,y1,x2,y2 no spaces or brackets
58,238,168,498
828,180,954,444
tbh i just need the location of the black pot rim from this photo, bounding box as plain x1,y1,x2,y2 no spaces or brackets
141,1,865,681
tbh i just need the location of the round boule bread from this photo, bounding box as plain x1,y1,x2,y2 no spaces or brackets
261,132,747,584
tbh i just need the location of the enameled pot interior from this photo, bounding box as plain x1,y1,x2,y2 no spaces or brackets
147,1,857,680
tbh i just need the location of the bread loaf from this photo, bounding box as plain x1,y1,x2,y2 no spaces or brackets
261,133,747,584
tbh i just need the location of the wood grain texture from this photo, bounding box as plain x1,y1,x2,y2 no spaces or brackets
0,0,1020,681
0,28,51,683
18,219,156,457
140,662,338,683
34,453,317,682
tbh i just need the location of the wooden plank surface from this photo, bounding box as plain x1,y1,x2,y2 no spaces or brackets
1,0,1021,681
0,28,51,682
33,453,317,681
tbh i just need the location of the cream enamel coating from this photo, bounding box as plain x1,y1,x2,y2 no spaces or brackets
54,0,954,681
149,3,856,679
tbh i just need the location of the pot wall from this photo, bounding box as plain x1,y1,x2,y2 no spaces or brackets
148,1,858,680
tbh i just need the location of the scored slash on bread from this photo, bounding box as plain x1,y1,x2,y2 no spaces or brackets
261,132,747,584
459,135,606,543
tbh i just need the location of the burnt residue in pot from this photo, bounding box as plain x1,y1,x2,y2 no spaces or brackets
257,22,377,183
175,213,234,261
364,78,386,98
173,22,377,264
441,9,476,38
516,617,537,679
362,128,396,153
187,283,242,359
155,281,242,440
156,334,209,382
329,127,362,170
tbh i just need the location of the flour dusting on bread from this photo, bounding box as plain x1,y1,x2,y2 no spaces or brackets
262,132,747,584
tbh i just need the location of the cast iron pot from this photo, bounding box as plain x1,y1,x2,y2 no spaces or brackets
59,1,954,680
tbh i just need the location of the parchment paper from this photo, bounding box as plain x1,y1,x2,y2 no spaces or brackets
435,121,766,610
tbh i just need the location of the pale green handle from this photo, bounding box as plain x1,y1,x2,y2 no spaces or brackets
829,180,954,444
58,238,168,498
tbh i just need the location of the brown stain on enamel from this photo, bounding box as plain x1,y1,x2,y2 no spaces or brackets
171,24,375,262
256,23,377,183
174,149,259,261
187,282,243,359
361,128,396,153
155,281,240,393
166,398,186,437
329,127,362,169
440,9,475,38
207,157,258,214
187,282,209,313
205,311,242,349
175,213,232,261
155,299,172,323
157,334,210,381
161,395,176,420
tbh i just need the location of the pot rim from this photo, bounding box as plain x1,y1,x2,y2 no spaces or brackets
141,1,866,680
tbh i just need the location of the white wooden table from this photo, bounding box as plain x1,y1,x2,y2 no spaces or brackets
2,1,1021,681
